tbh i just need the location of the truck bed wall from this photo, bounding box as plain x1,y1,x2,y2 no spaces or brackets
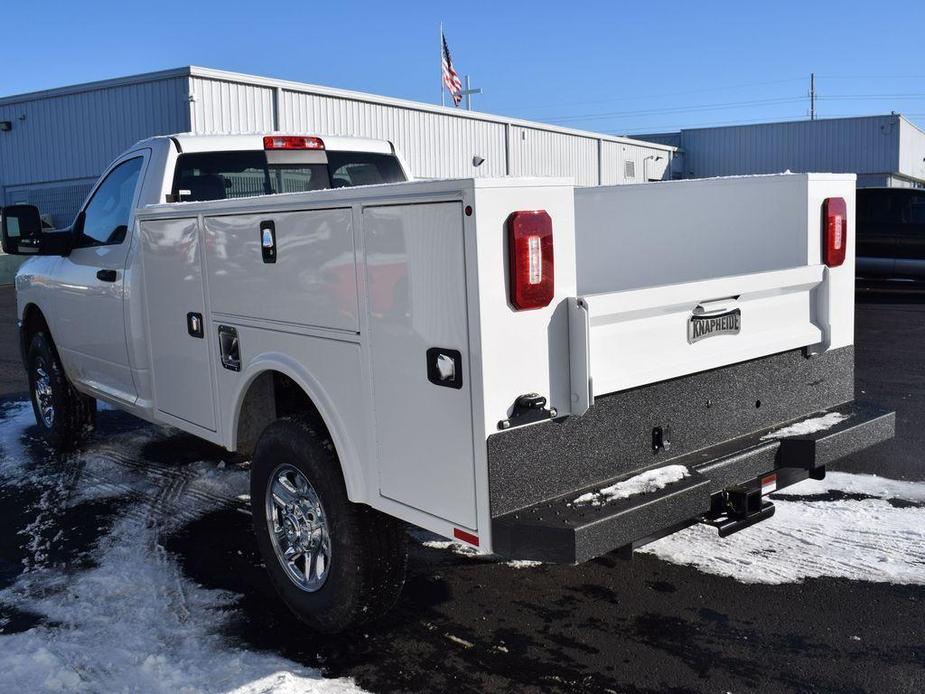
575,174,839,295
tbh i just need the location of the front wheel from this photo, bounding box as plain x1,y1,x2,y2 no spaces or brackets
26,332,96,451
250,417,408,633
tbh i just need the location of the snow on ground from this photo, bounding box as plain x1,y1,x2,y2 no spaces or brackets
413,466,925,585
572,465,690,506
0,401,364,693
760,412,849,439
412,531,541,569
643,471,925,585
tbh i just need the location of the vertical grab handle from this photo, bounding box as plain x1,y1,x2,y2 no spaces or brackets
218,325,241,372
260,220,276,264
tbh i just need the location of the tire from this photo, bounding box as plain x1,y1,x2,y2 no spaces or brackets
26,332,96,451
251,416,408,633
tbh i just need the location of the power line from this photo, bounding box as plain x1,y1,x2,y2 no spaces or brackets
514,77,806,116
819,93,925,100
815,74,925,80
520,75,925,116
541,96,807,124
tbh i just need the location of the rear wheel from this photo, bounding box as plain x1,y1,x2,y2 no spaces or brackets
26,332,96,451
250,417,407,633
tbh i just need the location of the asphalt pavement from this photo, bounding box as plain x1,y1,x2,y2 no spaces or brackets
0,283,922,693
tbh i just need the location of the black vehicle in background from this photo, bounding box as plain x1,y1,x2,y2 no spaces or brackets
857,187,925,280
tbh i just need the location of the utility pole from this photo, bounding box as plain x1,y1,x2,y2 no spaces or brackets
810,72,816,120
461,75,482,111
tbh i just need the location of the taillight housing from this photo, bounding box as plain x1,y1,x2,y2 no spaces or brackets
823,197,847,268
263,135,325,150
508,210,554,310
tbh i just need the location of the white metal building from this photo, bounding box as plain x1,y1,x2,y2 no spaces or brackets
637,114,925,188
0,65,675,229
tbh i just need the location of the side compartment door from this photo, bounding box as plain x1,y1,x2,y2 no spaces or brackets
364,202,477,528
139,216,216,431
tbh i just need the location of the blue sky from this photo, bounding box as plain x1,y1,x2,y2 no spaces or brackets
2,0,924,135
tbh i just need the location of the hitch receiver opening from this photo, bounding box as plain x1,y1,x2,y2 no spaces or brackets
702,484,776,538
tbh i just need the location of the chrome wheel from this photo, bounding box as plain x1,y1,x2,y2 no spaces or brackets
265,464,332,592
33,359,54,428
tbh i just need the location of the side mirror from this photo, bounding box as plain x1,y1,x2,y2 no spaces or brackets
1,204,72,256
1,204,43,254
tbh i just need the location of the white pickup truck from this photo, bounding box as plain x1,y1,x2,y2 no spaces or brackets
1,132,894,633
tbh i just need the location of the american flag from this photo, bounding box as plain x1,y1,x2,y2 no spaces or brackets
442,33,462,106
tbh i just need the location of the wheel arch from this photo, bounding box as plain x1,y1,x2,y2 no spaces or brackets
228,354,367,503
19,302,51,366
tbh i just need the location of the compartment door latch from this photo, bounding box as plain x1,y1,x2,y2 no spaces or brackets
260,220,276,264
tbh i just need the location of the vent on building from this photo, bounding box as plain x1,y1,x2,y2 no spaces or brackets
624,160,636,179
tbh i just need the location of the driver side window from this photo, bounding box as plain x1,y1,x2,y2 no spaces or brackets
79,157,144,247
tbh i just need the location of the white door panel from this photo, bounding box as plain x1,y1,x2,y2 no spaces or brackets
364,202,477,528
52,153,149,401
140,217,216,430
204,208,358,331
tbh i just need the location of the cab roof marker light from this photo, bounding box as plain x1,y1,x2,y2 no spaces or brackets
263,135,325,150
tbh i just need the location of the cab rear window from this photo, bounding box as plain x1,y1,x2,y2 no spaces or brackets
172,150,405,202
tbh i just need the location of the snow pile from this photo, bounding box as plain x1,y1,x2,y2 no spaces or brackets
643,472,925,585
760,412,849,440
0,400,363,693
572,465,690,506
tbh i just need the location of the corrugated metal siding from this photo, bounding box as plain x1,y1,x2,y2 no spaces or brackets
0,77,189,187
898,118,925,183
4,178,96,226
189,77,275,134
280,90,507,178
676,116,899,179
509,126,597,185
601,140,672,185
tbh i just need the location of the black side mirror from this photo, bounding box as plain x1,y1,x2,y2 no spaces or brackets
1,204,72,256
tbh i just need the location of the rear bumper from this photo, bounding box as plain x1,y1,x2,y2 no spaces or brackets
491,401,894,564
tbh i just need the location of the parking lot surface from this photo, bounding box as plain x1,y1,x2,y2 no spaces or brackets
0,284,922,693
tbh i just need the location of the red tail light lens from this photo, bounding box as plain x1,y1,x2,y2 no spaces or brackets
508,210,554,310
263,135,325,150
823,197,847,268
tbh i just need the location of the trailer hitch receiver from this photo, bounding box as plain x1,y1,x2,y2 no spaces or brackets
702,483,775,538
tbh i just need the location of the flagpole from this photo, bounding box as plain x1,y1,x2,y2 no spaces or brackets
440,22,445,107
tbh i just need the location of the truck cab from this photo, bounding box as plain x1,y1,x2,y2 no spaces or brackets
7,133,409,409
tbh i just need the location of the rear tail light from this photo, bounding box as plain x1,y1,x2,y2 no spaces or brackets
823,197,847,268
508,210,554,310
263,135,325,150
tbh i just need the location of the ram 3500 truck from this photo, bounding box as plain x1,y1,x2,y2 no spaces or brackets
1,132,895,633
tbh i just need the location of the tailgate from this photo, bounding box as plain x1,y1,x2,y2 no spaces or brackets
569,265,825,413
566,173,857,417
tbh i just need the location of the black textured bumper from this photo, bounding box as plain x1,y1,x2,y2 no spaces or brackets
491,401,895,564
